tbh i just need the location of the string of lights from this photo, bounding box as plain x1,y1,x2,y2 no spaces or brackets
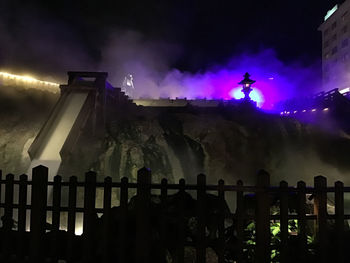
0,71,60,89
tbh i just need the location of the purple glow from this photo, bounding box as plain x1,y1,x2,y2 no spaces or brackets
229,86,264,107
103,43,321,109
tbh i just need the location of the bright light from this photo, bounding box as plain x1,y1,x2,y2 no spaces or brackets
311,109,317,112
293,110,297,114
280,112,284,115
302,110,306,112
229,86,264,107
324,5,338,21
339,88,350,94
0,71,59,88
323,107,329,111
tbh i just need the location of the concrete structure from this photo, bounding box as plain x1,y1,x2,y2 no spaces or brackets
319,0,350,91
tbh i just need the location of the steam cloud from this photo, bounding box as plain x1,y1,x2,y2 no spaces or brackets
0,2,322,109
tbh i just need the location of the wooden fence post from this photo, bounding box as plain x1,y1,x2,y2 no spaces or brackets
314,176,328,263
236,180,244,263
279,181,288,263
83,171,97,263
17,174,28,259
255,170,270,263
3,173,14,259
297,181,307,263
136,167,151,263
335,181,344,263
51,175,62,262
30,165,48,262
103,176,112,263
119,177,128,263
67,176,77,262
217,179,225,263
196,174,206,263
176,178,185,263
160,178,168,262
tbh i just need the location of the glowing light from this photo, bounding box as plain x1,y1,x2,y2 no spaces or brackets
229,87,264,107
268,77,274,80
293,110,297,114
311,109,317,112
323,107,329,111
286,111,290,115
280,112,284,115
0,71,59,87
302,110,306,112
339,88,350,94
324,5,338,21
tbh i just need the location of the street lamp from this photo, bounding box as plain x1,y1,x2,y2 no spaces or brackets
238,72,256,101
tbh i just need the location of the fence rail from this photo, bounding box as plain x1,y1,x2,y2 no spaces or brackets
0,165,348,263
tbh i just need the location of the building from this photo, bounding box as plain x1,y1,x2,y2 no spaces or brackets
319,0,350,92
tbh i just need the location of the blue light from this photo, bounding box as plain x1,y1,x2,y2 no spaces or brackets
229,86,264,107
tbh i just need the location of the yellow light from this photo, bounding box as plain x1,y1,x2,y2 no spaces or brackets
323,108,329,111
0,71,59,89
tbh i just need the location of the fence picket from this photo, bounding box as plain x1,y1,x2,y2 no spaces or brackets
160,178,168,262
103,176,112,263
297,181,307,263
136,167,151,263
83,171,97,263
217,179,225,263
67,176,77,262
176,178,185,263
314,176,328,263
279,181,288,263
30,165,48,262
51,175,62,262
255,170,270,263
3,173,14,260
236,180,244,263
196,174,206,263
17,174,28,259
119,177,128,263
335,181,344,263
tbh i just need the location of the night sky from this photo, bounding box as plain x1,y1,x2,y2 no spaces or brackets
0,0,340,76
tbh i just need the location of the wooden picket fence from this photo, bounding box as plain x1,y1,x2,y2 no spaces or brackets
0,165,348,263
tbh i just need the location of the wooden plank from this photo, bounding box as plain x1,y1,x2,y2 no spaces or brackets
175,178,185,263
3,173,14,259
102,176,112,263
160,178,168,262
136,167,151,263
30,165,48,262
255,170,270,263
236,180,244,263
83,171,97,263
297,181,307,263
119,177,128,263
217,179,225,263
17,174,28,259
279,181,288,263
50,175,62,262
314,176,328,263
67,176,77,262
335,181,344,263
196,174,206,263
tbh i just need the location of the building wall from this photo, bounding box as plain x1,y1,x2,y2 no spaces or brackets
319,0,350,90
